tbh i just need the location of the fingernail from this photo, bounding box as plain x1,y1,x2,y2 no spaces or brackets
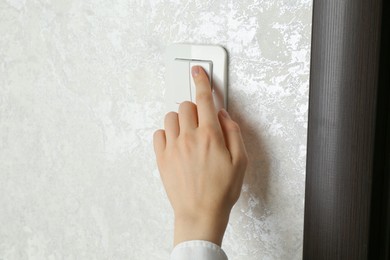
191,66,199,77
220,109,230,119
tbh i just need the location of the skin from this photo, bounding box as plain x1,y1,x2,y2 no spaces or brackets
153,66,248,247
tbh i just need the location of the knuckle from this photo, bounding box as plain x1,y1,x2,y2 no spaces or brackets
180,131,193,140
153,129,164,139
199,125,220,146
228,121,241,132
178,101,196,112
197,92,213,103
179,132,196,150
201,124,219,137
165,111,178,121
235,151,248,168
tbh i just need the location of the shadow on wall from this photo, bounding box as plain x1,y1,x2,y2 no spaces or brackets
229,98,271,216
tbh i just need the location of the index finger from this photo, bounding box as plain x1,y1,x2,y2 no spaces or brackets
191,66,219,127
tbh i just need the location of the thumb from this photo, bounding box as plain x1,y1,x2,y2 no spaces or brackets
218,109,247,165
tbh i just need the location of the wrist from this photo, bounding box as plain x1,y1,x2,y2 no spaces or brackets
173,213,230,247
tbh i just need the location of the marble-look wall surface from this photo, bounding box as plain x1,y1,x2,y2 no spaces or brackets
0,0,312,259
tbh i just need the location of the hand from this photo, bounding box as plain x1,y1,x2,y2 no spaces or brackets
153,66,248,246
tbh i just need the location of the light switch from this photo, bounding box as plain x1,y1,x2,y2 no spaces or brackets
172,59,191,104
168,58,213,108
165,44,228,113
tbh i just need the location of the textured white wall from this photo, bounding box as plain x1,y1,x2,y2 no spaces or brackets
0,0,312,259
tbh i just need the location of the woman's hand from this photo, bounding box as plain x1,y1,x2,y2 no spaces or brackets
153,66,248,246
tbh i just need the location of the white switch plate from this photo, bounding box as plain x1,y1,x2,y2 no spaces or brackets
165,44,228,112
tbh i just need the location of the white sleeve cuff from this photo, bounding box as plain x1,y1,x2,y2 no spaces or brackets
170,240,228,260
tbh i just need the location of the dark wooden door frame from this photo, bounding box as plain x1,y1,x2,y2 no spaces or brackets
303,0,389,259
